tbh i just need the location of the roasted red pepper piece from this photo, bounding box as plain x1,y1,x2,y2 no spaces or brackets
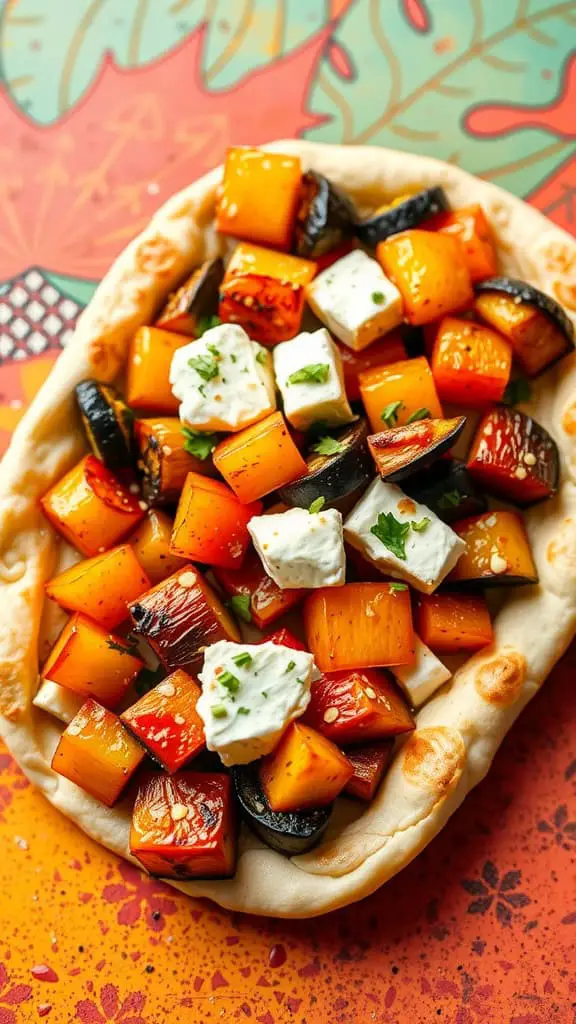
467,407,559,505
431,316,512,407
213,548,306,630
130,771,237,879
121,670,205,773
171,473,262,570
263,627,307,650
368,416,466,482
302,668,414,744
343,739,395,801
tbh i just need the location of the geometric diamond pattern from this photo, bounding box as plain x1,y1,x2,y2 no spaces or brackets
0,267,83,363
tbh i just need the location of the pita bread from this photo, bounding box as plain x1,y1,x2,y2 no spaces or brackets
1,141,575,918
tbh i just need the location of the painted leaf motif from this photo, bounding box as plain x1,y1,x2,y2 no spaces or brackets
499,869,521,891
0,0,327,123
482,860,499,889
306,0,576,196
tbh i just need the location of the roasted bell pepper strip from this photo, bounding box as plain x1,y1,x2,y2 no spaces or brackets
415,592,493,654
359,355,443,434
429,205,497,282
170,473,262,570
45,545,151,631
126,327,189,413
130,771,237,878
213,548,305,630
302,667,414,744
368,416,466,482
466,407,559,505
42,613,144,709
449,510,538,586
135,417,215,505
216,148,302,250
260,722,353,813
121,670,205,773
336,331,407,402
431,316,512,407
129,509,186,585
155,258,224,336
51,699,146,806
377,229,473,325
212,411,307,503
129,564,240,673
343,739,395,801
304,582,415,672
41,454,146,557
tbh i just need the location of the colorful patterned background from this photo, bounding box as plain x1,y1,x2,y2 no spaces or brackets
0,1,575,1020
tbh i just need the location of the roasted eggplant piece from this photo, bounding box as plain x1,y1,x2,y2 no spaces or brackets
75,380,134,476
232,762,331,855
355,187,449,247
475,276,574,376
403,458,487,524
135,417,215,505
277,418,372,511
467,407,559,506
368,416,466,483
343,739,395,802
155,258,224,337
293,171,356,259
449,510,538,587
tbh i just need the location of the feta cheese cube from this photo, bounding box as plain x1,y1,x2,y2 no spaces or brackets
33,679,84,724
305,249,403,351
248,506,345,590
273,328,354,431
393,635,451,707
197,639,313,765
344,477,465,593
170,323,275,432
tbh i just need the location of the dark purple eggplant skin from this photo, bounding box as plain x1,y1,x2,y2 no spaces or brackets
368,416,467,484
403,459,488,524
75,380,135,476
355,187,449,247
277,418,372,511
293,171,356,258
475,276,574,345
231,764,331,856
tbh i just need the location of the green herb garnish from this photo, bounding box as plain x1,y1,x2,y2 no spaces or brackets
228,594,252,624
106,637,138,656
218,670,240,694
371,291,384,304
233,652,253,669
287,363,330,386
285,660,296,673
206,342,221,359
255,346,267,365
311,436,345,456
503,376,532,406
237,707,251,715
261,690,269,699
406,407,431,423
411,517,430,533
437,490,463,510
188,352,220,382
181,427,218,461
195,315,221,338
370,512,411,560
211,704,228,719
381,400,403,427
309,496,326,514
389,582,408,593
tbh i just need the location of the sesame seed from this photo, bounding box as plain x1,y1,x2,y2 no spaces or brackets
514,466,527,480
170,803,189,822
490,553,508,574
138,500,148,511
157,681,176,697
523,452,537,466
323,707,339,724
365,687,377,699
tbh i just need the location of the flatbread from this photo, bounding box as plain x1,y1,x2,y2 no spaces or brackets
0,141,575,918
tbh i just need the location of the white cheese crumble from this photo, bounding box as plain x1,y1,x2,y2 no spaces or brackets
344,477,466,593
33,679,84,724
272,328,354,431
197,640,313,765
305,249,403,351
248,506,346,589
169,323,275,432
393,635,452,707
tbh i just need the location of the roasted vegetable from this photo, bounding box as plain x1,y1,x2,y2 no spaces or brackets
46,545,151,630
449,510,538,586
216,147,302,250
155,258,224,336
355,188,449,247
377,230,473,325
475,277,574,376
213,548,305,631
135,417,215,505
121,670,205,772
415,592,493,654
218,242,317,345
170,473,262,570
368,416,466,482
130,771,237,878
403,459,487,524
359,355,443,434
277,418,373,511
430,204,497,282
467,407,559,505
129,564,240,673
260,722,353,813
52,700,145,806
129,509,186,585
41,454,146,557
212,411,307,503
126,326,189,413
75,381,134,476
293,171,356,258
431,316,512,407
42,613,144,709
302,667,414,743
263,627,307,650
336,331,407,401
232,762,331,855
344,740,395,801
304,582,415,672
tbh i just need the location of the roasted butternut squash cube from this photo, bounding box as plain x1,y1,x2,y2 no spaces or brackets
449,510,537,586
121,670,205,773
431,317,512,407
212,411,307,503
431,204,497,283
260,722,353,812
416,592,493,654
45,545,151,631
359,356,443,434
42,613,144,709
216,148,302,250
51,700,145,806
302,668,414,744
126,327,189,413
129,509,186,585
344,740,395,801
130,771,237,878
170,473,262,570
377,230,473,325
337,332,407,402
213,548,305,631
135,417,215,505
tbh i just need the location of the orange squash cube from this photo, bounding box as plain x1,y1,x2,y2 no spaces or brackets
129,509,186,585
42,613,144,709
126,327,189,413
216,148,302,250
170,473,262,569
212,412,307,503
377,230,473,325
304,582,415,672
337,331,407,401
431,317,512,408
344,740,395,801
416,592,493,654
51,699,145,806
121,670,205,773
303,668,414,744
45,545,151,631
260,722,353,812
135,417,215,505
449,510,537,586
474,290,571,377
130,771,237,878
432,204,498,283
213,547,306,630
41,454,146,557
359,356,443,433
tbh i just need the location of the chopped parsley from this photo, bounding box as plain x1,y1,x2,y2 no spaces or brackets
503,376,532,406
285,660,296,673
381,400,403,427
230,353,237,363
106,636,138,656
195,314,221,337
188,352,220,382
371,291,385,304
406,407,431,423
437,489,463,510
218,670,240,694
237,707,251,715
261,690,269,699
389,582,408,593
255,346,268,365
211,704,228,718
181,427,218,461
308,496,326,514
228,593,252,624
206,342,221,358
232,651,253,669
311,436,345,456
287,363,330,386
411,517,430,533
370,512,411,560
296,678,306,685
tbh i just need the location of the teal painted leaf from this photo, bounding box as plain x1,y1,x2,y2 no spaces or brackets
306,0,576,198
43,271,97,307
